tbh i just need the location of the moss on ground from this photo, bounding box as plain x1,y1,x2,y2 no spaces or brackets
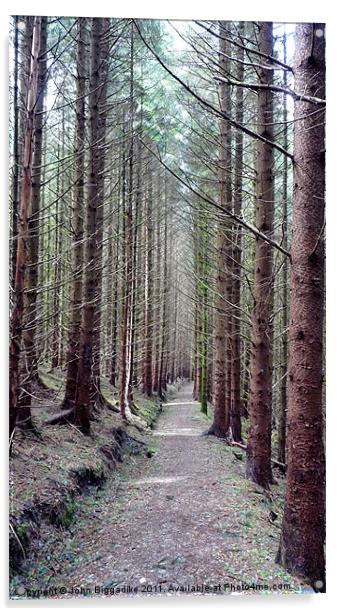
9,370,162,577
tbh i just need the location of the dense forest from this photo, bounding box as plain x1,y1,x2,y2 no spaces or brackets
9,16,325,596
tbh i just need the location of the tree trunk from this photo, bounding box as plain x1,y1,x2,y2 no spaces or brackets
119,115,134,420
74,18,103,433
92,18,110,402
276,23,326,589
143,153,154,396
9,17,42,436
63,18,87,408
210,21,232,437
230,21,244,443
153,175,162,392
245,22,275,488
10,16,20,297
277,28,289,464
19,16,48,419
158,184,168,397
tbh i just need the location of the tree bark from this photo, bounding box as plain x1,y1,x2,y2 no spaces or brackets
158,183,169,397
230,21,244,443
10,16,20,297
9,17,42,436
276,23,326,589
119,114,134,420
245,22,275,488
63,18,87,408
19,16,48,420
277,28,289,464
91,18,110,402
74,18,103,433
210,21,232,437
143,152,154,396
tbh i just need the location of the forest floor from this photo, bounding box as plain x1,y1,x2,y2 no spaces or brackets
10,382,309,600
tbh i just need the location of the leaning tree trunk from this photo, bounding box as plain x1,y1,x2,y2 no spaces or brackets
276,23,326,590
245,22,275,488
74,18,103,433
9,17,42,437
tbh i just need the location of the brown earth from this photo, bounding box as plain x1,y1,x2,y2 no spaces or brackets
10,383,308,599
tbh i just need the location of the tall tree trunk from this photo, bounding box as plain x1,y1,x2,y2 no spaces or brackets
119,115,134,420
245,22,275,488
9,17,42,436
63,17,87,408
143,153,154,396
19,16,48,419
158,185,168,397
230,21,244,443
153,175,162,392
277,23,326,589
210,21,232,437
110,177,121,389
51,139,61,370
92,18,110,402
277,28,289,464
10,16,20,297
74,18,103,433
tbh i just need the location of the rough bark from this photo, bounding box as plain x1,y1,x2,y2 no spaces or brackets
119,116,134,420
158,185,168,397
51,138,61,370
19,16,48,420
9,17,42,436
152,176,162,392
210,21,232,437
74,18,103,433
276,23,326,589
110,175,121,389
245,22,275,488
91,18,110,401
230,21,244,443
10,16,20,296
143,153,154,397
63,18,87,408
277,28,289,464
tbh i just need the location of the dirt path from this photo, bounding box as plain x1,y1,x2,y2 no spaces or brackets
14,383,305,598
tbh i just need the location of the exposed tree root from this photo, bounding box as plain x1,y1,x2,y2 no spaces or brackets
121,406,147,431
230,440,286,472
103,398,120,413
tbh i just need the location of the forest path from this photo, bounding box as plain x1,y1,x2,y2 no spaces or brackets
17,383,303,597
